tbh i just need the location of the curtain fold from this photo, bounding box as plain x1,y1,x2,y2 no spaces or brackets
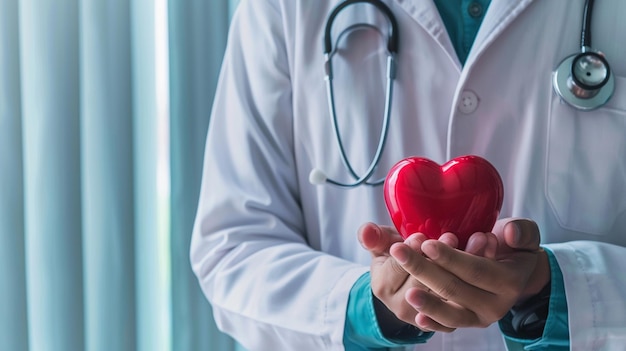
0,0,238,350
131,1,172,350
168,1,235,351
0,0,28,350
20,1,85,350
81,1,136,350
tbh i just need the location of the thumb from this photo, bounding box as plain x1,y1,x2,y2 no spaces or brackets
497,218,541,251
358,222,403,257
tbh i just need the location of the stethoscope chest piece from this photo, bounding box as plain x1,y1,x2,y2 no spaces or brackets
553,51,614,110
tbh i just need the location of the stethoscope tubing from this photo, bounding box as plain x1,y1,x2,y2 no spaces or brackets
324,0,399,55
320,0,398,187
324,54,396,186
580,0,595,50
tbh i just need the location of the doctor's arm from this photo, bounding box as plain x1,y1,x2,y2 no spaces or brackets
190,1,368,349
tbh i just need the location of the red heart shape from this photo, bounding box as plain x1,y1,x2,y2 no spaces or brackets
384,155,504,250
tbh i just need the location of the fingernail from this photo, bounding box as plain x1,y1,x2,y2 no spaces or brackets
371,224,381,238
422,241,439,260
511,222,522,246
404,236,415,248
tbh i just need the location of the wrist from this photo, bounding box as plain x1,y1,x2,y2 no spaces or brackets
518,248,551,305
508,281,551,339
373,295,429,340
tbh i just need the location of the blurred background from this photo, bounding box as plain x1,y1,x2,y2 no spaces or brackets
0,0,245,350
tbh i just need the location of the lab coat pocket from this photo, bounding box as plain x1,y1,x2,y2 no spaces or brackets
546,75,626,235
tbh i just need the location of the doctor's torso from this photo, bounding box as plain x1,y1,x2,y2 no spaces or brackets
215,0,626,349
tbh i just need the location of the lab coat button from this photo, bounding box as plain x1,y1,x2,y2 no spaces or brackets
458,90,479,114
468,2,484,18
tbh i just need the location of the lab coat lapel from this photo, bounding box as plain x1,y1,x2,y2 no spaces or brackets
465,0,536,67
392,0,461,68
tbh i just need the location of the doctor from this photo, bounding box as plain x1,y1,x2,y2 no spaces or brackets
191,0,626,350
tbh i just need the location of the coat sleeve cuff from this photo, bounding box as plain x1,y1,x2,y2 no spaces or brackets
343,272,433,349
499,248,569,350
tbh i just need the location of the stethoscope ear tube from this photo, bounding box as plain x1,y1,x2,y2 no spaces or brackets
323,0,399,55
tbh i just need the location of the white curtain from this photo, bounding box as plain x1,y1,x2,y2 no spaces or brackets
0,0,241,350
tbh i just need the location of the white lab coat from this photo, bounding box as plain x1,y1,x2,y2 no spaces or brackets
190,0,626,350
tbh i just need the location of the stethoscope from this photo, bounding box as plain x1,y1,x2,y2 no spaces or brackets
311,0,614,188
553,0,614,111
309,0,398,187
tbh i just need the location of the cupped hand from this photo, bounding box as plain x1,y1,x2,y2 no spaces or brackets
389,218,550,332
358,222,459,332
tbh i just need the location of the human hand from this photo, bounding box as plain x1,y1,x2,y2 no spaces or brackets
389,218,550,332
358,222,459,333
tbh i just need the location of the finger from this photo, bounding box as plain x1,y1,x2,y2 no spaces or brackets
404,233,428,253
391,242,488,305
465,232,498,259
492,218,540,251
415,313,456,333
396,237,447,301
484,232,498,259
421,240,533,300
358,222,403,257
465,232,489,256
438,232,459,249
406,288,473,331
503,219,540,251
